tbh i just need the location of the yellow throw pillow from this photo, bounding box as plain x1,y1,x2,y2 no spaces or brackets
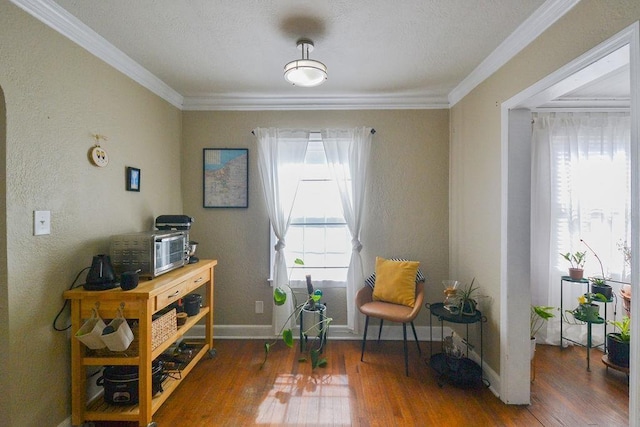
372,257,420,307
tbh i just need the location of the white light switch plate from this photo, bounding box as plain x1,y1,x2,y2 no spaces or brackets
34,210,51,235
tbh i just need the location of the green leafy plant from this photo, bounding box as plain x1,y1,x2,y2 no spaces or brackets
530,305,556,339
261,258,333,369
608,316,630,343
563,292,608,323
560,251,586,269
456,278,482,315
580,292,608,305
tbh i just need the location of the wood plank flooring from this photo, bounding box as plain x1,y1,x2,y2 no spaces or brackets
95,339,629,427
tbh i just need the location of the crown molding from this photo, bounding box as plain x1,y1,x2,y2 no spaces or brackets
11,0,579,111
448,0,581,107
182,93,449,111
10,0,184,109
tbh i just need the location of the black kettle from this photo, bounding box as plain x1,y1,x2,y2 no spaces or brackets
84,254,118,290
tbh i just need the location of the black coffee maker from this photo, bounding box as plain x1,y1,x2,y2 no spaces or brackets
84,254,119,290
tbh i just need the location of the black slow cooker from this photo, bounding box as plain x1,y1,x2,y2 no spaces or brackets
97,360,164,405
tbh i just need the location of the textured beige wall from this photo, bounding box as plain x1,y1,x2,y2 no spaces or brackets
1,2,183,426
182,110,449,327
450,0,640,372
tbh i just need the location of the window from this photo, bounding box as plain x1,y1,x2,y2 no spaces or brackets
549,113,631,281
270,135,350,288
531,112,631,346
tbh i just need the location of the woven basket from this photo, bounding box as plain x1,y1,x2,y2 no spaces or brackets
152,308,177,350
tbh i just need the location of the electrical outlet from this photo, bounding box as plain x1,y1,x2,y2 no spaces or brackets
255,301,264,314
34,210,51,235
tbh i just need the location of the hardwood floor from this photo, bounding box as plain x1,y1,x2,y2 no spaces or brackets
95,339,629,427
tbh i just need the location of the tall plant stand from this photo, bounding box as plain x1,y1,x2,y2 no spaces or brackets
299,303,328,353
560,276,611,371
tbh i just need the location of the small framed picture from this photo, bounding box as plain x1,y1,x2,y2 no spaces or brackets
126,167,141,192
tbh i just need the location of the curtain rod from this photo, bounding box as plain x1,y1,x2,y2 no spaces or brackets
251,128,376,135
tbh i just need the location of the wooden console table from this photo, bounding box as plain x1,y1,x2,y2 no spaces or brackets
64,259,216,427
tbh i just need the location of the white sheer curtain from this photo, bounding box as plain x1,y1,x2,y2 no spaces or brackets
531,112,631,345
254,128,310,335
321,127,373,333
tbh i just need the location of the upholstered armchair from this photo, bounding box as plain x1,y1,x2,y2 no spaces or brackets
356,257,425,376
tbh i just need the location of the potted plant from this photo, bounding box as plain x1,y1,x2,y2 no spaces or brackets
567,292,608,323
607,316,630,368
530,306,555,357
589,277,612,300
262,259,332,369
560,251,586,280
456,278,481,316
580,239,613,299
530,305,556,382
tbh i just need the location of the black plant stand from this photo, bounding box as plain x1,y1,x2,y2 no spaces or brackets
426,302,486,388
299,303,328,353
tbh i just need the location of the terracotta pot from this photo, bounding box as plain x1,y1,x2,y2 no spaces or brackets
568,268,584,280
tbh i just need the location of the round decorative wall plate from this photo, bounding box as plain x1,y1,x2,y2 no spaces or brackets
90,145,109,167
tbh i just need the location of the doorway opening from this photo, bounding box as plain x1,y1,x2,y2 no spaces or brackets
499,22,639,424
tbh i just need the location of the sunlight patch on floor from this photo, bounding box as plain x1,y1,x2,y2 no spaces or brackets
255,374,352,425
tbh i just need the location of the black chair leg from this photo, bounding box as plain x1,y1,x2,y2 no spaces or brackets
403,322,409,376
410,321,421,354
361,316,370,362
377,319,384,343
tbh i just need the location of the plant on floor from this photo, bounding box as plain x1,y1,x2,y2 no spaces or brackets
261,258,333,369
530,305,556,339
608,316,630,343
607,315,630,368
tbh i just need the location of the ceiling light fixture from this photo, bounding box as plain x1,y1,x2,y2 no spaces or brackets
284,38,327,87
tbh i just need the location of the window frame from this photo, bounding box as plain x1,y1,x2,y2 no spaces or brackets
268,135,350,289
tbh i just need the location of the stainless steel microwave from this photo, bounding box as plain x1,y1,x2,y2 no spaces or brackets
110,230,186,278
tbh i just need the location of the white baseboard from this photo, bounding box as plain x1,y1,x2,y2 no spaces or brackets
191,323,447,341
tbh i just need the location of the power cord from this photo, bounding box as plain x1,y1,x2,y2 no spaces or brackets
52,266,91,331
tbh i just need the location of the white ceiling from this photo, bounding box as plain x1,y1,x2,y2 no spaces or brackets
15,0,627,110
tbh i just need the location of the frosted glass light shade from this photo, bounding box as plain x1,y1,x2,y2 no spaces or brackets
284,59,328,87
